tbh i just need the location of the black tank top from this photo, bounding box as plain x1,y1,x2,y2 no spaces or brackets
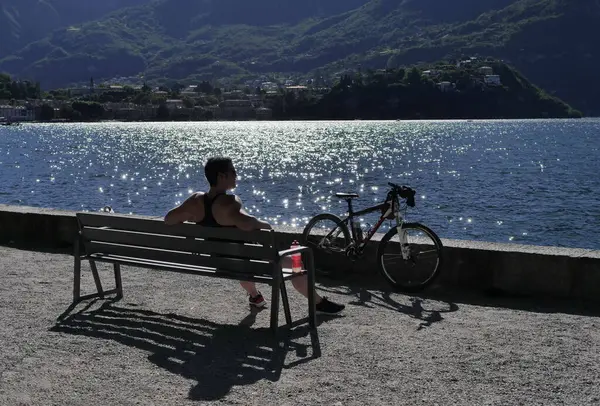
197,193,252,252
198,193,231,227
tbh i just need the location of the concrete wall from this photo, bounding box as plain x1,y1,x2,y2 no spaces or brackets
1,204,599,301
0,205,79,248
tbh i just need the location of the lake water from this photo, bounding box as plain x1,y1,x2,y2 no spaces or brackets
0,120,599,249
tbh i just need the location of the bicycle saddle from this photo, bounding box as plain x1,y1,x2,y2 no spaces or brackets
335,192,359,199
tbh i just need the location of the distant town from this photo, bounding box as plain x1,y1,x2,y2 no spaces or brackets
1,72,336,122
3,56,577,123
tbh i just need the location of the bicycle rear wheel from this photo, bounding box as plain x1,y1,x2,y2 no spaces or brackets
377,222,443,292
302,213,351,276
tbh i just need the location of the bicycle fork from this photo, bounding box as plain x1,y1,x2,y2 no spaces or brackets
395,214,411,261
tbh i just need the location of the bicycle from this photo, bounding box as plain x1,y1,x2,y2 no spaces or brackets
301,182,443,292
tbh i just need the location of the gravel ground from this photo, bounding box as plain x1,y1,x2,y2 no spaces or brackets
1,246,600,405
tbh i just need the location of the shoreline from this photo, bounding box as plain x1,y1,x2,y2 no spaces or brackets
5,116,594,125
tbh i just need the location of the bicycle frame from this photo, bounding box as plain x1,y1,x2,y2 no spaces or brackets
338,194,407,251
312,185,414,260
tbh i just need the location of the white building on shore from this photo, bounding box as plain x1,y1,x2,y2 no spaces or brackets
485,75,502,86
0,105,35,122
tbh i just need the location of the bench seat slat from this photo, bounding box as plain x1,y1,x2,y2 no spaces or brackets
85,254,305,283
77,213,273,244
85,242,274,275
82,227,275,260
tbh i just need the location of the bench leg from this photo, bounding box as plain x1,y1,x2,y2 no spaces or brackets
280,281,292,326
73,242,81,303
89,260,104,298
306,251,317,330
114,263,123,299
270,277,281,335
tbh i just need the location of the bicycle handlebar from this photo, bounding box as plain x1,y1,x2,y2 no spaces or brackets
388,182,416,207
388,182,413,194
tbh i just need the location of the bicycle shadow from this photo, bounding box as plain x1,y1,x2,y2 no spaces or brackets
50,300,321,401
315,275,458,329
315,268,600,320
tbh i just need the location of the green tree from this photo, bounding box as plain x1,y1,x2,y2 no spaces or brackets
182,96,194,108
168,82,184,98
156,104,170,120
71,109,83,121
133,92,151,105
123,85,136,97
204,95,219,105
198,81,213,94
32,82,41,99
10,81,20,98
72,101,105,120
404,67,423,87
39,104,55,121
151,94,167,105
455,70,473,91
284,91,297,113
59,105,74,120
50,89,70,101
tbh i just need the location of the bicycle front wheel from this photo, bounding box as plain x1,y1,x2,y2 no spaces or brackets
302,213,351,275
377,222,443,292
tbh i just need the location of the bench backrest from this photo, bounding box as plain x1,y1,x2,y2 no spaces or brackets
76,212,278,276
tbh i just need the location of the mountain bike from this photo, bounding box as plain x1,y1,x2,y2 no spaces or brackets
301,182,443,292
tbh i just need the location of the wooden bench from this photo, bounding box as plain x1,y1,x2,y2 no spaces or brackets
73,212,317,333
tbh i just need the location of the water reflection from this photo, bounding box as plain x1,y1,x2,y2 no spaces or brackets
0,120,599,248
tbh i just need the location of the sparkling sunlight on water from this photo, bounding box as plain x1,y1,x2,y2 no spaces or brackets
1,119,599,249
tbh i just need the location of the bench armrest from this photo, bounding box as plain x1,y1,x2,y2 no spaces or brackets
278,245,311,262
277,244,317,329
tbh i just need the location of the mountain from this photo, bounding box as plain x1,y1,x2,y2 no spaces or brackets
0,0,151,55
0,0,599,114
371,0,600,115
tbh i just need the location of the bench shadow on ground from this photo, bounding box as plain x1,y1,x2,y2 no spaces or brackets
314,267,600,319
51,299,323,401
